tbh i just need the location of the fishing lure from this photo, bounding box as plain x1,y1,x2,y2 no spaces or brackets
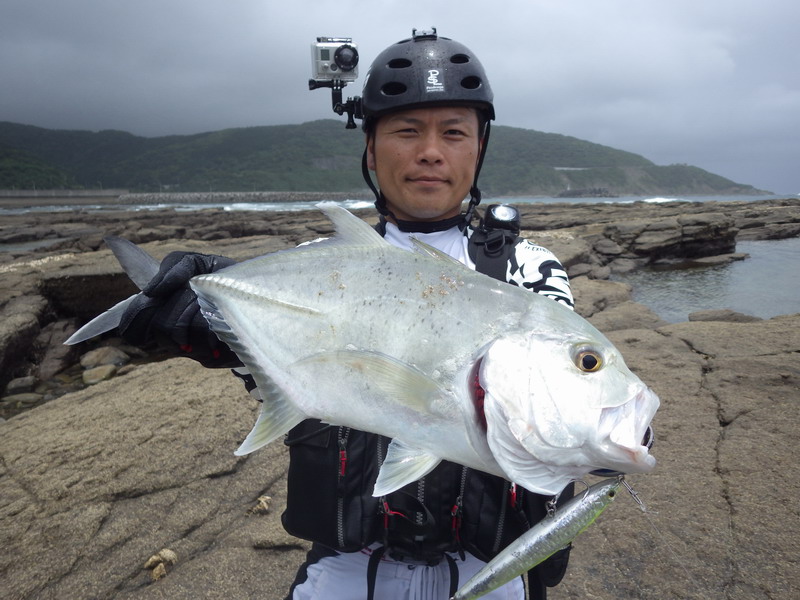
451,477,623,600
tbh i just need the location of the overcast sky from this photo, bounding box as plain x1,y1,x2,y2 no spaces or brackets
1,0,798,193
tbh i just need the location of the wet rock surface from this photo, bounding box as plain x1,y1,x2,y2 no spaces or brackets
1,197,799,599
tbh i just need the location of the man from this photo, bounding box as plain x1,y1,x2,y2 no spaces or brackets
120,30,574,600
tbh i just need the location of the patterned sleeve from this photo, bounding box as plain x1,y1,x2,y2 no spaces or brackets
507,239,575,309
231,366,263,402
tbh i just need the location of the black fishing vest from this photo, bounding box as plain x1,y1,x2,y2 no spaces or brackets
281,220,573,599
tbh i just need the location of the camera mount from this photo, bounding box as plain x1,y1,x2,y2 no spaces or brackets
307,78,362,129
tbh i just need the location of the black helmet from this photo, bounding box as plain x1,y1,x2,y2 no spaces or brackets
360,29,494,231
361,28,495,129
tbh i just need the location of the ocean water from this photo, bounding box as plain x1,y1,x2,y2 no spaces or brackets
3,194,797,322
611,237,800,322
0,193,782,215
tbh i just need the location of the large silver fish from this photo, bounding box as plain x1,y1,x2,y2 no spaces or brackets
67,203,659,496
450,478,622,600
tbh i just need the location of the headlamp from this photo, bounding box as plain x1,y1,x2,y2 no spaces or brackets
484,204,520,234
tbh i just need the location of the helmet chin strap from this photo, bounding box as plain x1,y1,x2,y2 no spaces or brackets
361,122,491,234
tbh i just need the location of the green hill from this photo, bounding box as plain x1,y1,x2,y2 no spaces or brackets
0,120,765,196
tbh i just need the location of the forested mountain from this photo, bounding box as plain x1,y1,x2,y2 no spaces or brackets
0,120,764,195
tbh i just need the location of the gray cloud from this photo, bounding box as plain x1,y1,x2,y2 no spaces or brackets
1,0,797,193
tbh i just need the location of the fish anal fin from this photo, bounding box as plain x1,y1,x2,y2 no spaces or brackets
234,395,306,456
373,439,442,496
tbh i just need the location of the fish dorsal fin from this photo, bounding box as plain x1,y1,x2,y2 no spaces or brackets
373,439,442,496
409,237,466,267
315,202,388,248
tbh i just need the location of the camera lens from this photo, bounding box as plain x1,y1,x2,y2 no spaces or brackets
334,44,359,72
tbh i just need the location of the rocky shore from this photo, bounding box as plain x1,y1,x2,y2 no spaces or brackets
1,197,799,599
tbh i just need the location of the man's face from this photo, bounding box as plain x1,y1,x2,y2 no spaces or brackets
367,106,482,222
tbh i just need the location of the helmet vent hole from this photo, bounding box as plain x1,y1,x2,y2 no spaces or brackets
387,58,412,69
461,76,482,90
381,82,408,96
451,53,470,64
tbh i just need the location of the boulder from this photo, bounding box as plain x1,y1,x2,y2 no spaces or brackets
602,213,737,263
4,376,37,395
36,319,81,380
0,360,304,600
571,276,634,318
82,364,118,385
79,346,131,369
588,301,670,332
688,308,763,323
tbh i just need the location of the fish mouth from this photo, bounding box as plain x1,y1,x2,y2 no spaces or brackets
597,387,659,472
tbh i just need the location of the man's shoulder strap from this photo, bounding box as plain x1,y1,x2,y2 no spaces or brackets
373,213,520,284
468,228,519,282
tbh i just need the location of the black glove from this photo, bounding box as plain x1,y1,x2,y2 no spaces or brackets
119,251,240,367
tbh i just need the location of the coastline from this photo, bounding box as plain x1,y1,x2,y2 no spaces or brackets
0,190,365,210
0,197,799,599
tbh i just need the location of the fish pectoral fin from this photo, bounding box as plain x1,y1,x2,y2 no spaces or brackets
294,350,447,414
373,439,442,496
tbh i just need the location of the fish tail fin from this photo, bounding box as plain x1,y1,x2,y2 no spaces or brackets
63,238,160,345
64,294,139,345
104,236,160,290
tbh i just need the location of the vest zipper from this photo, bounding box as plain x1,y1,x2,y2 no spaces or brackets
415,478,426,529
492,481,510,554
451,466,468,559
336,426,350,548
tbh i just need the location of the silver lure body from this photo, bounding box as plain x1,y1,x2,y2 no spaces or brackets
451,478,622,600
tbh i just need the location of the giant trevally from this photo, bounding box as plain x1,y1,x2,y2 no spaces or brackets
67,202,659,496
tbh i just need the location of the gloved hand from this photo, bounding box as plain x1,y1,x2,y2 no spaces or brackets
119,251,240,367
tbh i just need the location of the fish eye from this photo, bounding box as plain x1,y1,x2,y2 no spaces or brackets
574,348,603,372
